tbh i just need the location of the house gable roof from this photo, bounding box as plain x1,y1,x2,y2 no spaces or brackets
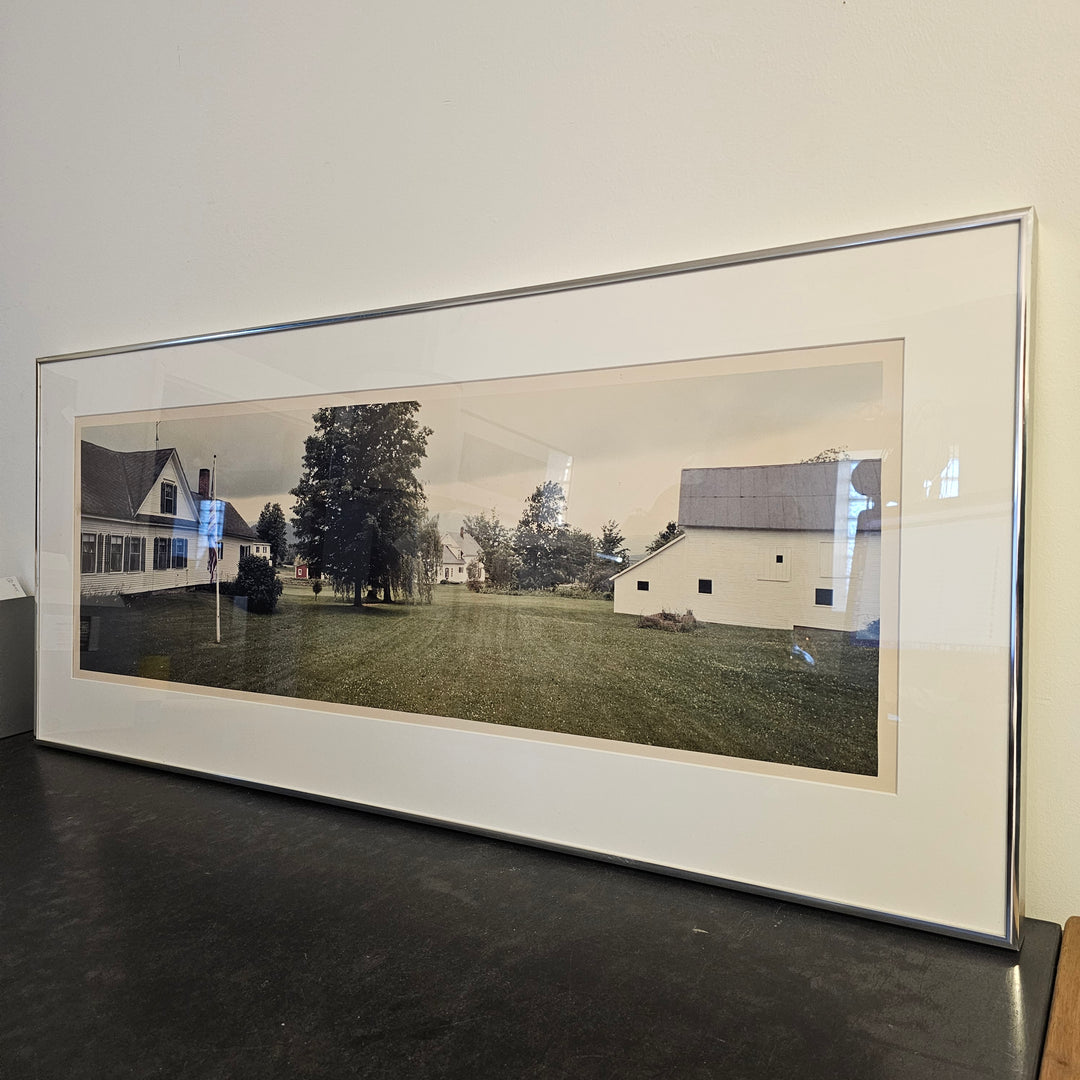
678,459,881,533
213,501,257,541
132,451,201,523
441,544,467,566
82,442,175,521
81,441,256,539
441,533,480,561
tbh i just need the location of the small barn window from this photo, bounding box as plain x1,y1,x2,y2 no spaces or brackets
160,481,177,515
637,580,649,591
698,579,712,594
776,554,784,564
815,588,834,607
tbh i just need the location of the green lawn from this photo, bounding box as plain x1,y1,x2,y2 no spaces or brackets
80,584,879,775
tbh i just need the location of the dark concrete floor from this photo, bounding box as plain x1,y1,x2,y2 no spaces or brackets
0,733,1059,1079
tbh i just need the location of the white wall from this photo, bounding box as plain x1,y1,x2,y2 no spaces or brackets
613,528,881,633
3,1,1078,926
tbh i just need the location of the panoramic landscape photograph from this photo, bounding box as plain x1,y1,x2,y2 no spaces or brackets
76,343,900,777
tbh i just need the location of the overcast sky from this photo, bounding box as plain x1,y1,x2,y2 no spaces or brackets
80,342,899,555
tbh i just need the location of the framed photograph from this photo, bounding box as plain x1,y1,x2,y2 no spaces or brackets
36,209,1033,946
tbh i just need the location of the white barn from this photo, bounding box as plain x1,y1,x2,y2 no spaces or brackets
80,441,266,597
613,459,881,634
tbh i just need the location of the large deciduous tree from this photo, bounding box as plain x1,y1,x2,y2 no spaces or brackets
255,501,289,566
513,481,595,589
290,402,432,606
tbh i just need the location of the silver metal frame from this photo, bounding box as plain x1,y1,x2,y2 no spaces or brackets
37,208,1035,948
38,208,1033,367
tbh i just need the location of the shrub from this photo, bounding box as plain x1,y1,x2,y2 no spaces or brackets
466,578,483,592
552,584,598,600
233,554,283,614
637,609,697,633
311,579,323,600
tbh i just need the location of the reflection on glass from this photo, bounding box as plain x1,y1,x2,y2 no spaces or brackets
924,445,960,500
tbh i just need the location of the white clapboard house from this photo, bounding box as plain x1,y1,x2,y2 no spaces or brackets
80,441,269,598
440,532,485,583
613,459,881,634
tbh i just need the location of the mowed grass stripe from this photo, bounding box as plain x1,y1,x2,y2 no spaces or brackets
81,586,877,775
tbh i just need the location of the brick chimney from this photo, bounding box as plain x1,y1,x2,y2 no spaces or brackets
199,469,210,498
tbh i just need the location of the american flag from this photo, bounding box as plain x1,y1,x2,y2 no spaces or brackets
207,464,219,582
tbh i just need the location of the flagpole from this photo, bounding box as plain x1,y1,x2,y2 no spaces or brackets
212,454,221,645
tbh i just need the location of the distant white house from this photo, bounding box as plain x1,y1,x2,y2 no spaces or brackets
440,532,485,583
80,441,266,597
613,459,881,633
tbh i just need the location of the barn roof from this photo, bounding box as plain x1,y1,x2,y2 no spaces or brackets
678,459,881,533
81,441,256,539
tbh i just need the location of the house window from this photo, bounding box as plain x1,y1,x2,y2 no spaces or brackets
815,588,834,607
80,533,97,574
107,534,124,573
240,544,251,560
153,537,170,570
160,481,177,515
637,580,649,591
171,538,188,570
698,579,712,594
776,554,784,564
126,537,145,572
